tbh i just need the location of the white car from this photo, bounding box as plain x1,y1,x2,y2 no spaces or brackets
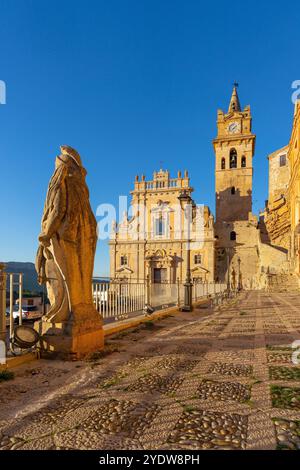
6,305,42,325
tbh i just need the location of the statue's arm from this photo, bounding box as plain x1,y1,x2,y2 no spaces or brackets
39,182,67,245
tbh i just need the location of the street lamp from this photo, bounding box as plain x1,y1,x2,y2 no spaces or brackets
0,263,7,343
237,257,241,291
226,248,231,292
178,190,193,312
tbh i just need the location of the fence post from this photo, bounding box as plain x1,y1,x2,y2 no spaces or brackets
18,273,23,325
0,263,6,343
177,277,180,307
146,275,151,306
9,274,14,342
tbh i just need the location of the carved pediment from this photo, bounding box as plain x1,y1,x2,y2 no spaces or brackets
116,266,134,274
191,266,209,273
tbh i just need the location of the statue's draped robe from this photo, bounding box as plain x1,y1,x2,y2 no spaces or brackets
36,161,97,322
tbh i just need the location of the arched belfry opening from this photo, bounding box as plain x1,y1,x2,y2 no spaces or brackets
229,148,237,169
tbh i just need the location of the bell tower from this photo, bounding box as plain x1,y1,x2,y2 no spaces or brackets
213,84,256,222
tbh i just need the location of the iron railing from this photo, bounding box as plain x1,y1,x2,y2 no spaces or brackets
92,281,145,321
0,264,228,358
92,279,227,322
0,269,23,355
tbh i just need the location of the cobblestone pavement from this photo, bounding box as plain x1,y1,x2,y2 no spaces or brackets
1,291,300,450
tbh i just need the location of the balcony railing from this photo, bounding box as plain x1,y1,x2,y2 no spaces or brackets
145,179,178,190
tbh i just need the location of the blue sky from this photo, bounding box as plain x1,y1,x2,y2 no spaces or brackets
0,0,299,276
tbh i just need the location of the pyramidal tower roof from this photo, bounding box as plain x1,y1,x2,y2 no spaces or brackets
228,83,241,113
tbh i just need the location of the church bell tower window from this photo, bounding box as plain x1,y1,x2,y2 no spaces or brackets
229,149,237,168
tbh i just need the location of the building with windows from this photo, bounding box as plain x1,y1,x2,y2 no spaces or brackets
287,101,300,273
261,145,290,252
109,169,215,283
213,85,262,288
213,85,291,288
109,86,298,291
268,145,290,203
260,100,300,286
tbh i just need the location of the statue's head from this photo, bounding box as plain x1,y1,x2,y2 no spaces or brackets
55,145,83,170
60,145,82,166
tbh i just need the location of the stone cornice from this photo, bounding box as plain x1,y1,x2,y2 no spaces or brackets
213,134,256,146
109,238,215,246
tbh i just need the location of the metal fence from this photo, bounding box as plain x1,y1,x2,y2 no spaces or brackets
92,279,227,323
193,281,226,300
0,265,228,357
92,281,145,321
0,268,23,354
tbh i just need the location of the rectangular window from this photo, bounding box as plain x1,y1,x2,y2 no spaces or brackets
155,216,165,236
194,254,201,265
280,154,286,167
120,256,127,266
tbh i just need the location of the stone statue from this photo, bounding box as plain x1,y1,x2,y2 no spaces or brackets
36,145,100,325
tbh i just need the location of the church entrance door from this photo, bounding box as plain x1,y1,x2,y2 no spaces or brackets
153,268,167,284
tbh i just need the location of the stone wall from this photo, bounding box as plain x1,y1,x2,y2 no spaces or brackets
268,145,289,203
263,196,290,251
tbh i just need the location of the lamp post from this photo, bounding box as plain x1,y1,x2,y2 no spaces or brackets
226,248,231,293
178,190,193,312
237,257,241,291
0,263,6,343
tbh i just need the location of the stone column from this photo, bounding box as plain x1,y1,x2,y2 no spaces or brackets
0,263,7,343
109,242,116,279
132,244,139,280
168,263,173,283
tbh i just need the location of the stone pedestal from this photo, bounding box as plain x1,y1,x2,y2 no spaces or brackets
35,306,104,359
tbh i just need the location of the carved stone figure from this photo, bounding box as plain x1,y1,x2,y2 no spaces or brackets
35,146,102,338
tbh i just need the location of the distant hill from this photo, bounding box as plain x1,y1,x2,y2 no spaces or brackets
5,262,40,293
4,262,108,294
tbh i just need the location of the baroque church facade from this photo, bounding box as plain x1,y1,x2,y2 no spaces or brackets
110,86,298,289
109,169,215,283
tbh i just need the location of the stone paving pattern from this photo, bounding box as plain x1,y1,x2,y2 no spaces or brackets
1,291,300,450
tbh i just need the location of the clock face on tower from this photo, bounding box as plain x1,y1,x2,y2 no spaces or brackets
228,122,240,134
